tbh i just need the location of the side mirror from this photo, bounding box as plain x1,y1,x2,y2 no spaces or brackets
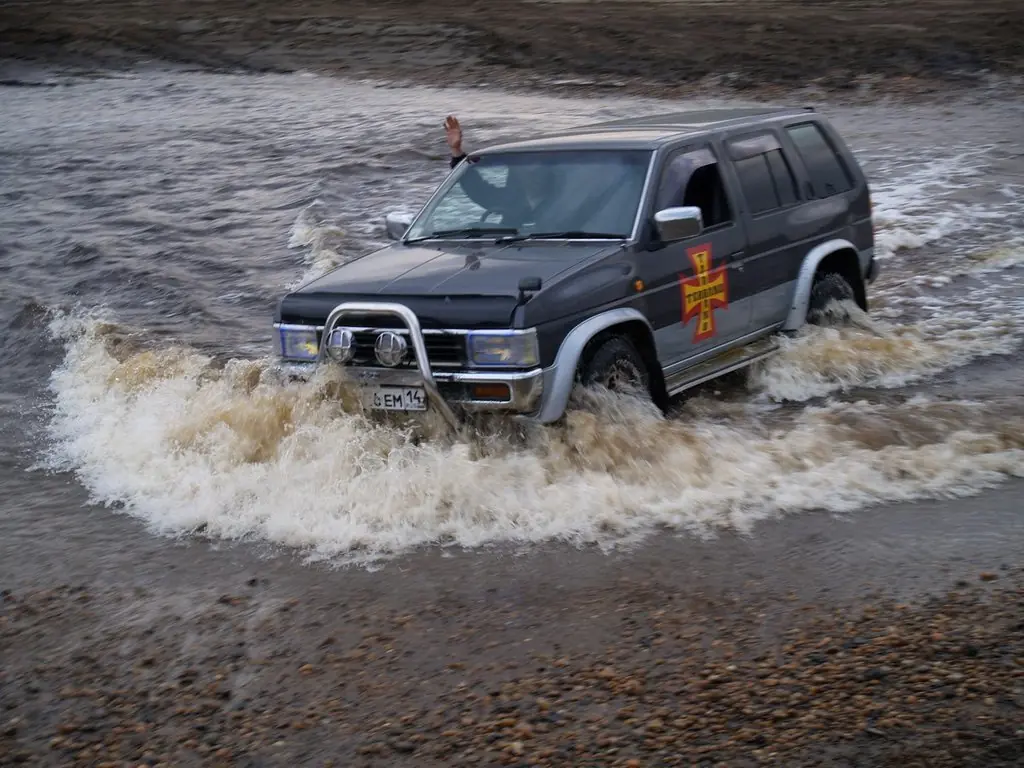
517,275,542,304
384,212,414,241
653,206,703,243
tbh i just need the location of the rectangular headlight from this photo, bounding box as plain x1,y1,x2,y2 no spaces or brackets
276,324,320,361
467,330,539,368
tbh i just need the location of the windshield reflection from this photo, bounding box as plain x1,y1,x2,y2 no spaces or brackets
406,149,652,241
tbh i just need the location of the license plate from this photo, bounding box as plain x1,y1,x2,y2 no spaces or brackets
364,386,427,412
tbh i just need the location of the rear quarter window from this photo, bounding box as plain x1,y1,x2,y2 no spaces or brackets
785,122,854,198
764,150,799,206
727,132,801,216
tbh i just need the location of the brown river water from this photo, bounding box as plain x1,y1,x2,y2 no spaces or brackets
1,71,1023,576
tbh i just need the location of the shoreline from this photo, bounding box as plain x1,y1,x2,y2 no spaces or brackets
3,1,1023,105
2,476,1023,765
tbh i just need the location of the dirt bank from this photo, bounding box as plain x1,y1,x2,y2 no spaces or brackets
2,483,1023,767
2,574,1022,766
2,1,1023,99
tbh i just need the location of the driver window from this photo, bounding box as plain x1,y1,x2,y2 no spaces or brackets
427,182,486,230
655,146,733,228
428,164,512,229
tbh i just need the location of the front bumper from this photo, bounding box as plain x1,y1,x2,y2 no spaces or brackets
278,362,544,414
276,301,545,431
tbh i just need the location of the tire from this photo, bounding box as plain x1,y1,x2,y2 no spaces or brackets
579,335,650,395
807,272,856,326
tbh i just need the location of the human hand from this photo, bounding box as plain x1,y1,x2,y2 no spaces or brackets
445,114,463,156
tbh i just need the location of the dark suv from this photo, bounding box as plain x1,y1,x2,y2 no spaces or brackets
272,107,878,430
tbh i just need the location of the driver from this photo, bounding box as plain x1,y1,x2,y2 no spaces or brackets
444,115,555,229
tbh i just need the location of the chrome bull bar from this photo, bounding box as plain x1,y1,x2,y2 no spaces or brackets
318,302,462,432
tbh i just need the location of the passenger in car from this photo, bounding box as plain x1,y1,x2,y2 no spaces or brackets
443,114,556,229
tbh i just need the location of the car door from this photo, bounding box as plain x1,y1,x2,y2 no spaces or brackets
638,142,753,370
719,129,809,331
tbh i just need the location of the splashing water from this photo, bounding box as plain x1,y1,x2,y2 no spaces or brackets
286,200,352,288
41,306,1024,565
866,146,992,260
750,301,1020,402
3,72,1020,566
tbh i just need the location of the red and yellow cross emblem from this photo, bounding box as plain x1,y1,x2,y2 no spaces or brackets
680,243,729,342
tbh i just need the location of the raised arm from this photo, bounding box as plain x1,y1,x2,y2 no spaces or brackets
444,115,506,210
446,115,467,169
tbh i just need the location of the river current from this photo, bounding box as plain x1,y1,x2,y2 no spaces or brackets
2,72,1022,567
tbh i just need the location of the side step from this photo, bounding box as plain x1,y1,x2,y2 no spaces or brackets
663,336,780,398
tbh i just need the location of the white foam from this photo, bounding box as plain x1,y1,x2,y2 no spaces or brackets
41,314,1024,566
956,240,1024,276
286,200,352,288
865,146,992,260
751,303,1020,402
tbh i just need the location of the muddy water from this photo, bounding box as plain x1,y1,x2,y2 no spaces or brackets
2,72,1023,574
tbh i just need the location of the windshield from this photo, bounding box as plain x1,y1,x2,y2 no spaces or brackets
405,149,652,241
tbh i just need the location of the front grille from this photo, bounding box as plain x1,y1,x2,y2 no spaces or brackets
332,314,405,329
344,329,466,369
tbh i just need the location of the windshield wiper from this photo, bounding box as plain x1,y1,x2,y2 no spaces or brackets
495,231,626,243
405,226,518,244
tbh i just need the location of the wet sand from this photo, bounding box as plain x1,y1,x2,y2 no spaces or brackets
2,471,1023,765
3,0,1023,100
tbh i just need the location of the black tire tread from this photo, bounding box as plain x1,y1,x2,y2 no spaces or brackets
579,335,650,393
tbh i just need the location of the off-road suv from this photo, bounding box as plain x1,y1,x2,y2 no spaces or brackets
272,107,878,430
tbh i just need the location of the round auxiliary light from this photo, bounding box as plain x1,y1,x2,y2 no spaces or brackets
374,331,408,367
326,328,356,363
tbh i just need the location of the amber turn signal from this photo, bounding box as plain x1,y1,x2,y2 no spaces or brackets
470,383,511,401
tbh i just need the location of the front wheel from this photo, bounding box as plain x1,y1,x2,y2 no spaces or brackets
579,335,651,396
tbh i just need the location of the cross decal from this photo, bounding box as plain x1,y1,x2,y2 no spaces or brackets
680,244,729,342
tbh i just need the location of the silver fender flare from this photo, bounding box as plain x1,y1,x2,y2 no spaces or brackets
531,308,653,424
782,238,859,331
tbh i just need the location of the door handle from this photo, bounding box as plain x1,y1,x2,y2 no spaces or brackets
729,251,745,270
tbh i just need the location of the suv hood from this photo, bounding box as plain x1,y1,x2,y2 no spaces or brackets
293,241,620,297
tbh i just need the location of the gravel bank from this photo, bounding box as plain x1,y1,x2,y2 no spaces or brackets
2,571,1022,767
2,0,1023,101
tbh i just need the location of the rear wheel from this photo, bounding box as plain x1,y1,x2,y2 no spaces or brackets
807,271,856,325
579,335,650,396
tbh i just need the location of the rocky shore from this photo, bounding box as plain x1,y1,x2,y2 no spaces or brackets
2,1,1023,101
2,571,1021,766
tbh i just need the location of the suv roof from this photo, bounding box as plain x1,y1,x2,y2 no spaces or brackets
477,106,816,153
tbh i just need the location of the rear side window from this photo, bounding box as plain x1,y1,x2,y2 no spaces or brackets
764,150,799,206
727,132,800,215
733,156,779,214
785,122,854,198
